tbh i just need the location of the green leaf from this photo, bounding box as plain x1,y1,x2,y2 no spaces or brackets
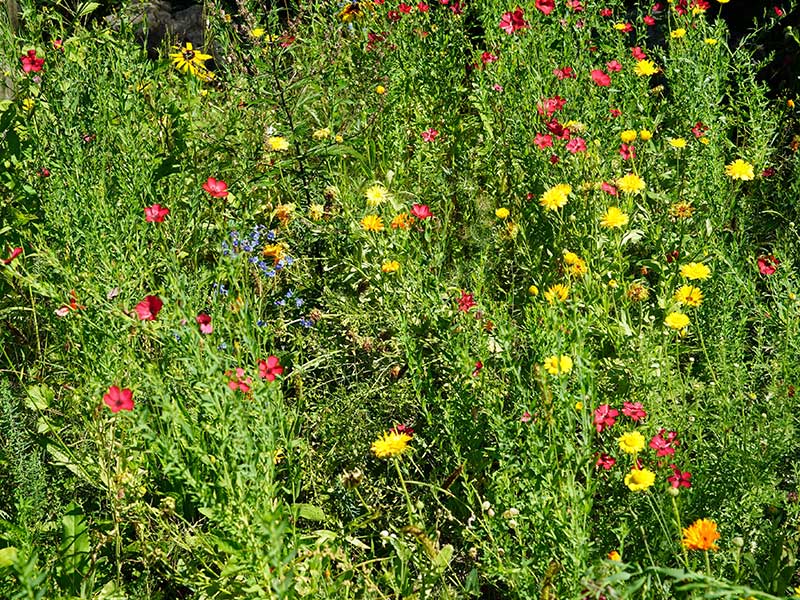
26,384,52,411
292,503,326,522
0,546,18,568
76,2,100,17
58,502,90,592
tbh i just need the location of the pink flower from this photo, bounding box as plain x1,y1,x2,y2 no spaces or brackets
606,60,622,72
203,177,228,198
499,7,529,34
492,83,504,92
20,49,44,73
103,385,134,413
227,368,252,393
622,401,647,421
553,66,576,80
649,429,679,457
631,46,647,60
534,133,553,149
457,291,476,312
758,255,779,275
619,143,635,160
144,204,170,223
643,15,655,25
566,0,584,11
258,355,284,381
537,95,567,118
2,247,22,265
691,121,708,138
599,7,613,17
472,361,483,377
595,453,616,470
565,137,587,153
520,410,532,423
135,295,163,321
411,203,433,220
668,465,692,488
481,51,498,64
593,404,618,433
421,128,439,142
535,0,555,15
590,69,611,86
196,313,213,334
601,182,618,196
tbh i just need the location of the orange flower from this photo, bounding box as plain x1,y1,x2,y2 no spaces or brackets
682,518,720,551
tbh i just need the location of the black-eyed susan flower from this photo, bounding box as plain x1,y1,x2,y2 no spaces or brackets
169,42,214,81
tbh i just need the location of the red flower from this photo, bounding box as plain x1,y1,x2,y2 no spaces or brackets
761,167,776,178
601,182,618,196
457,291,476,312
606,60,622,72
417,1,429,11
619,143,635,161
643,15,655,25
227,367,252,392
566,0,584,11
595,453,616,470
622,401,647,421
566,137,587,153
103,385,134,413
499,7,529,34
617,22,633,33
599,7,613,17
775,6,784,16
411,203,433,219
534,133,553,149
258,355,284,381
549,154,560,164
546,118,570,139
590,69,611,86
553,66,575,79
53,39,64,51
534,0,555,15
144,204,170,223
39,167,50,177
196,313,213,334
55,290,85,317
2,247,22,265
537,95,567,118
481,51,498,64
649,429,679,457
691,121,708,138
398,2,413,12
203,177,228,198
472,360,483,377
668,464,692,488
135,295,163,321
758,254,779,275
631,46,647,60
20,49,44,73
520,410,532,423
387,9,401,21
609,108,621,118
593,404,618,433
421,128,439,142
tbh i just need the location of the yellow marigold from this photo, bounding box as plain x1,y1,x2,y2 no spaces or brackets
495,207,510,219
540,184,572,211
669,137,687,149
671,28,686,38
371,430,412,458
616,173,646,195
639,129,653,141
528,284,539,296
391,212,414,230
361,215,384,232
634,59,658,76
618,431,646,454
544,284,569,304
680,262,711,280
620,130,637,143
624,467,656,492
674,285,703,307
600,206,629,228
682,518,720,551
544,355,573,376
725,159,755,181
268,136,289,151
381,260,400,273
665,312,691,330
365,184,390,207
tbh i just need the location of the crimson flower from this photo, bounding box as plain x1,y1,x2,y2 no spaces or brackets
590,69,611,86
606,60,622,72
775,6,784,16
553,66,575,79
499,7,529,34
757,255,779,275
472,360,483,377
144,204,170,223
457,291,476,312
668,464,692,488
135,295,163,321
398,2,412,12
546,118,570,139
481,51,498,64
593,404,618,433
203,177,229,198
520,410,532,423
601,182,618,196
258,355,284,381
417,2,429,11
411,203,433,220
619,143,635,160
20,49,44,73
631,46,647,60
227,368,252,392
103,385,134,413
599,7,612,17
691,121,708,138
537,95,567,118
650,429,679,457
595,453,616,470
196,313,213,334
643,15,655,25
622,401,647,421
2,247,22,265
534,133,553,149
535,0,555,14
388,10,401,21
566,137,587,153
421,128,439,142
609,108,621,118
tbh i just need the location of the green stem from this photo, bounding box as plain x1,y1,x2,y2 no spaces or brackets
394,458,416,525
671,495,690,568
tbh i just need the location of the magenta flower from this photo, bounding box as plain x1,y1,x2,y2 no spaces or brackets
258,355,284,382
520,410,532,423
590,69,611,86
135,295,163,321
20,49,44,73
619,143,635,161
2,247,22,265
668,464,692,488
196,313,213,334
593,404,618,433
203,177,228,198
481,51,498,64
499,7,529,34
622,401,647,421
595,453,616,470
227,368,252,393
649,429,679,457
472,360,483,377
144,204,170,223
601,182,618,196
421,128,439,142
103,385,134,413
411,203,433,220
553,66,576,80
606,60,622,72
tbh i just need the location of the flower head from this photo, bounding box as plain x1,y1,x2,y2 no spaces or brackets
535,0,555,14
665,311,690,330
268,136,290,151
544,355,573,376
365,184,389,207
258,355,284,381
103,385,134,413
371,429,413,458
674,285,703,307
725,159,755,181
421,128,439,142
633,59,658,76
135,295,163,321
544,283,569,304
411,203,433,220
650,429,679,457
499,7,529,34
594,404,619,433
227,368,252,393
361,215,385,231
20,49,44,73
622,401,647,421
540,184,572,211
600,206,629,228
591,69,611,86
758,254,779,275
144,204,170,223
624,467,656,491
680,262,711,280
458,291,477,312
2,247,22,265
203,177,229,198
668,465,692,488
169,42,213,81
682,519,720,551
382,260,400,273
616,173,645,194
618,431,646,454
196,313,213,334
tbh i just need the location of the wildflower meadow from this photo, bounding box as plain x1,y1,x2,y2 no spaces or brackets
2,0,800,597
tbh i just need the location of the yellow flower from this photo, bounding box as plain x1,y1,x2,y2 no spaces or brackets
544,284,569,304
705,38,718,45
639,129,652,141
669,137,687,148
528,284,539,296
682,518,720,551
725,159,755,180
371,430,412,458
544,355,573,376
608,551,621,561
575,401,583,410
680,262,711,280
275,203,295,225
626,282,649,302
788,99,795,109
361,215,384,232
674,285,703,307
620,130,637,143
268,136,290,151
169,42,214,81
309,203,325,220
375,85,386,95
495,207,510,219
671,28,686,38
22,98,34,112
340,0,373,22
600,206,629,228
263,243,288,262
670,201,695,219
569,259,587,276
335,134,344,143
665,312,691,330
616,173,645,195
382,260,400,273
624,467,656,492
613,22,628,30
618,431,646,454
717,0,729,3
699,137,710,145
539,184,572,211
634,59,658,76
365,184,389,207
313,127,331,140
251,27,266,38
